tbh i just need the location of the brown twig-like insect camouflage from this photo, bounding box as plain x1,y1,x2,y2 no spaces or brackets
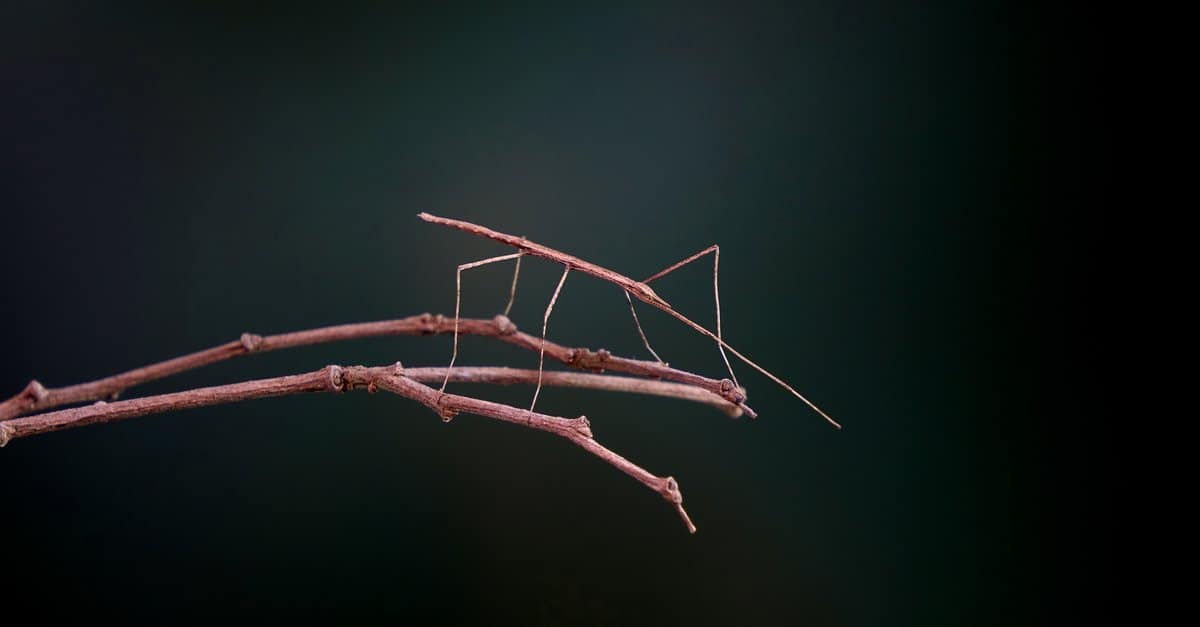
419,213,841,429
1,214,840,534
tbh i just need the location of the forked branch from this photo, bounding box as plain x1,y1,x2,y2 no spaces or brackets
1,314,753,532
0,364,696,532
1,212,833,534
0,313,752,423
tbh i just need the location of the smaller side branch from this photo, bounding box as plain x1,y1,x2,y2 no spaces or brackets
402,367,741,417
1,314,753,422
0,364,697,533
0,371,334,442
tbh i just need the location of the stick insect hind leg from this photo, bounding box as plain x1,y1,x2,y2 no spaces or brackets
626,245,739,388
439,252,525,396
530,264,570,415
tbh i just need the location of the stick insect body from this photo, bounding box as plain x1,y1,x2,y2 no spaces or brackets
419,212,840,429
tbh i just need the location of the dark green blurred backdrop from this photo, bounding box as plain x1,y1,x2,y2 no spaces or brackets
1,2,1108,624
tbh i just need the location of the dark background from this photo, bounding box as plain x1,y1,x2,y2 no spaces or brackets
1,2,1109,624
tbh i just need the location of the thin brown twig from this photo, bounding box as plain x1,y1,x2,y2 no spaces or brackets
401,367,741,416
0,313,753,422
0,364,697,533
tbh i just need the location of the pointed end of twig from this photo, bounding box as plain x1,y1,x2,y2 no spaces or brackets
717,380,754,419
662,476,697,534
677,503,697,534
417,212,437,223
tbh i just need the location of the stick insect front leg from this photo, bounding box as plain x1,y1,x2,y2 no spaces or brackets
530,264,570,414
627,245,739,388
440,252,525,396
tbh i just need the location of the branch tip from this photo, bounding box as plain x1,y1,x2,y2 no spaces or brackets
2,309,758,533
663,477,697,533
677,504,698,534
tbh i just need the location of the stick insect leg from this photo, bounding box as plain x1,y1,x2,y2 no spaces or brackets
530,264,571,414
440,252,525,395
625,290,664,363
641,245,739,387
503,253,523,317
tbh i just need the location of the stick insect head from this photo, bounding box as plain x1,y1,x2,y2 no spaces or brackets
629,282,672,309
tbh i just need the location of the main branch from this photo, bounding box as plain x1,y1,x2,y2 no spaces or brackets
0,363,696,532
0,313,752,422
1,313,760,533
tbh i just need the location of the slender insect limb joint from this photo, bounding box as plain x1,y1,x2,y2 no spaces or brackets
635,244,739,388
625,289,664,363
530,264,571,415
439,252,525,397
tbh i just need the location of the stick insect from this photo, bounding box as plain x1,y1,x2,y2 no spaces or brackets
420,212,841,429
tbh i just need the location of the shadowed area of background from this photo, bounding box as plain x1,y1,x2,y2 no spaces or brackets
0,2,1108,624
